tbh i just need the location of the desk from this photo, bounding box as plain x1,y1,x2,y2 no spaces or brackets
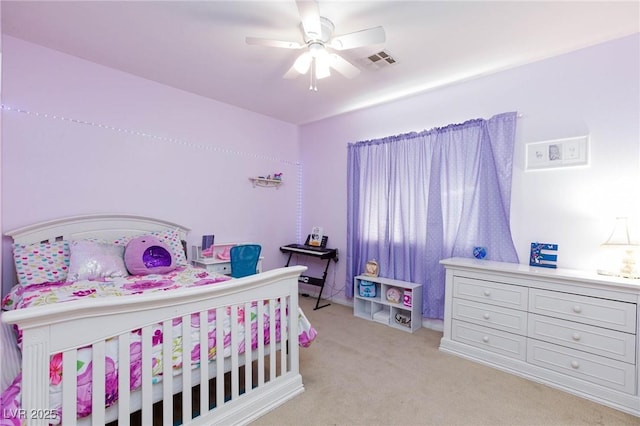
192,256,263,275
280,243,338,310
192,244,263,275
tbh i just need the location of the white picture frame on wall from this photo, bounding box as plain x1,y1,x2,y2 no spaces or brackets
525,135,589,171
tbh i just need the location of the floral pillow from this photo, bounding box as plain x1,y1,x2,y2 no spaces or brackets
151,229,188,266
67,240,128,281
12,241,70,285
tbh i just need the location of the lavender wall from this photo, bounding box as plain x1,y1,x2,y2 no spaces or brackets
1,37,301,294
299,34,640,307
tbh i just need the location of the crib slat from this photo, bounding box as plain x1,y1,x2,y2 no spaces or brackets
269,300,276,382
215,306,224,410
199,311,208,418
91,341,106,425
244,302,252,394
230,305,239,399
117,333,131,426
61,349,77,426
162,319,173,425
280,297,288,374
257,301,265,386
141,327,152,424
181,314,192,425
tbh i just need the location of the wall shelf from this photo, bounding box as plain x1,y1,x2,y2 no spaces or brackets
249,177,282,188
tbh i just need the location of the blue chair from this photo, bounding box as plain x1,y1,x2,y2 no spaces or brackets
230,244,262,278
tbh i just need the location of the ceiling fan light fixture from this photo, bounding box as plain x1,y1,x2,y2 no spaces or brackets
293,52,312,74
316,59,331,79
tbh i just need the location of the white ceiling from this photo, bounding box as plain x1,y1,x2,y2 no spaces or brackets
2,1,638,125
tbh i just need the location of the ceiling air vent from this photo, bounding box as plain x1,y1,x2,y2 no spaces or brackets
362,50,397,70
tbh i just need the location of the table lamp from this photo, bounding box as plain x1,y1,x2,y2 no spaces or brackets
597,217,639,279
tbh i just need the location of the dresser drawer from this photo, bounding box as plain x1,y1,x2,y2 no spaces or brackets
453,298,527,335
528,314,636,363
451,320,527,360
529,289,636,333
527,339,636,394
453,276,528,310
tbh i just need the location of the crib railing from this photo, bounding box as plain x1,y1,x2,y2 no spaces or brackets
3,266,306,426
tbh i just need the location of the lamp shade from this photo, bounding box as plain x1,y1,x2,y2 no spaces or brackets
602,217,635,246
598,217,640,279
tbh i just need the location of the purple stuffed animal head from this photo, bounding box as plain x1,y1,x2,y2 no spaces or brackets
124,235,176,276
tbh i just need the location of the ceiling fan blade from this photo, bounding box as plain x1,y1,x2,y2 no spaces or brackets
245,37,303,49
283,64,301,79
296,0,322,39
329,26,386,50
329,54,360,79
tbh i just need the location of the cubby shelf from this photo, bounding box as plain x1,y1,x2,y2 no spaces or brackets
353,275,423,333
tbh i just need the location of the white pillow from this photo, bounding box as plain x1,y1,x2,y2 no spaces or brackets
67,240,128,281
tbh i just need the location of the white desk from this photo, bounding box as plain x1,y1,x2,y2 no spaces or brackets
191,243,263,275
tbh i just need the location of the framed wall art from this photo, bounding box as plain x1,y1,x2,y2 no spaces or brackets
525,135,589,171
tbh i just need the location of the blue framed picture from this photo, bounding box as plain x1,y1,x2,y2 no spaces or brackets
530,243,558,268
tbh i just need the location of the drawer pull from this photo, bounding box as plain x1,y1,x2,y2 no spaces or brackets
572,333,581,341
571,360,580,369
572,305,582,314
483,313,490,320
483,290,491,297
482,335,490,343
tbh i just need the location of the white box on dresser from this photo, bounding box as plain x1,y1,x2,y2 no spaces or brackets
439,257,640,417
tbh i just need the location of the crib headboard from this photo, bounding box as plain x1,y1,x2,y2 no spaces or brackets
5,213,190,245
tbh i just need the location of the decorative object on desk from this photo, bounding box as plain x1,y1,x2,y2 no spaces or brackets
473,246,487,259
201,235,215,257
403,289,412,307
529,242,558,268
525,135,589,170
394,312,411,328
364,259,379,277
309,226,324,247
124,235,176,275
358,280,376,297
597,217,640,279
386,286,402,303
273,172,283,180
217,246,232,260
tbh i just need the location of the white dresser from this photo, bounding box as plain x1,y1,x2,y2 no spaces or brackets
440,257,640,417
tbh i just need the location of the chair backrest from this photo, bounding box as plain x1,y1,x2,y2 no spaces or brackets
229,244,262,278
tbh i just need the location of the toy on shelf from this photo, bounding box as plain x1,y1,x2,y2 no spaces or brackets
364,260,379,277
386,286,402,303
403,289,412,307
358,280,376,297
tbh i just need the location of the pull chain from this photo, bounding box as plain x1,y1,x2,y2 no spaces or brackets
309,58,318,91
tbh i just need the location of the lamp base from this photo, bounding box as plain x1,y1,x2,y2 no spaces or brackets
597,268,640,279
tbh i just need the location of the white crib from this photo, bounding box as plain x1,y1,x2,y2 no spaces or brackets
1,214,307,425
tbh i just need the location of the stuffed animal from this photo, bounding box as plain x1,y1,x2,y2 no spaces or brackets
124,235,176,275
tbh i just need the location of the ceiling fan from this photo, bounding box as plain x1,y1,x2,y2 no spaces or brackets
246,0,386,90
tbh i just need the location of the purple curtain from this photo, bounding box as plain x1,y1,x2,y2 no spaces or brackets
346,112,519,319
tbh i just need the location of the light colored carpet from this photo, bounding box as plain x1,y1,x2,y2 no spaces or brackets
252,295,639,426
